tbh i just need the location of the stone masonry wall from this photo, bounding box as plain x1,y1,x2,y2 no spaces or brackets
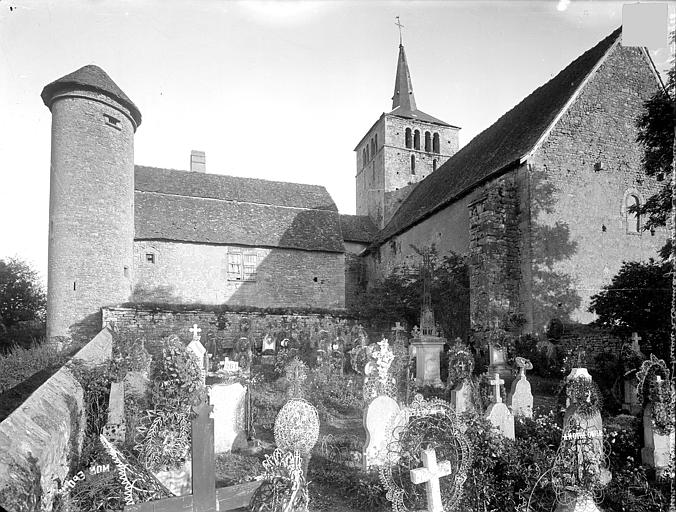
133,241,345,310
468,174,521,331
528,43,667,330
0,328,113,512
102,307,378,361
47,90,135,345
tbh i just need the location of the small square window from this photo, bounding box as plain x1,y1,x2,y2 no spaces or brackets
104,114,121,130
146,253,155,264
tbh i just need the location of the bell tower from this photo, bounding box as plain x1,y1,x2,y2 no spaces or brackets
355,40,460,229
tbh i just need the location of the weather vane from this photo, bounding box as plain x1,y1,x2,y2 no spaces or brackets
395,16,405,45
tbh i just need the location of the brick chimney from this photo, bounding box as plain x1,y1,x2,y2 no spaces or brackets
190,150,206,173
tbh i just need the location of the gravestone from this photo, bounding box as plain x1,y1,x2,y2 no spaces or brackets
450,380,475,416
210,382,248,453
640,375,675,477
488,344,510,385
411,251,446,387
102,382,126,445
187,324,208,383
484,373,514,439
410,448,453,512
362,395,404,469
508,357,533,418
261,334,276,353
553,370,611,512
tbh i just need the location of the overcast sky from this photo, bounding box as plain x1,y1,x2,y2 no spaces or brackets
1,0,674,285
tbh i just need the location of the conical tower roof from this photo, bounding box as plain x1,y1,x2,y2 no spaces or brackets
392,44,416,111
42,65,142,127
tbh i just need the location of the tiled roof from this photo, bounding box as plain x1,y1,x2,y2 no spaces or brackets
41,65,142,126
375,28,622,244
340,215,377,243
135,166,337,211
135,192,344,253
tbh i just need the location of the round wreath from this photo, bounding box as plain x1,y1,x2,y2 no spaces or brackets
273,398,320,455
565,378,603,418
379,395,472,512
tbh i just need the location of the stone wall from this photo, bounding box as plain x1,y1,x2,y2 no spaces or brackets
557,324,625,371
133,241,345,310
527,43,667,329
468,173,521,331
0,328,113,512
103,306,378,361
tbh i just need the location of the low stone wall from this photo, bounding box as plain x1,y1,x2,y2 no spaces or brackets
557,323,625,370
0,328,113,512
102,305,381,359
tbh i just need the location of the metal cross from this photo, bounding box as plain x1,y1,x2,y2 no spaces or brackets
395,16,405,45
631,332,642,352
490,373,504,404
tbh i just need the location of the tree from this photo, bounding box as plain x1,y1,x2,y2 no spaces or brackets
0,258,46,331
633,38,675,259
350,249,470,341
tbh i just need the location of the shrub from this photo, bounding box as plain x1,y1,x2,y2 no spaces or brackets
0,341,71,394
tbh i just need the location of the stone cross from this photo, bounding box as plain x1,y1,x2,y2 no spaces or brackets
490,373,504,403
378,338,390,351
189,324,202,342
631,332,642,353
394,322,405,333
410,447,452,512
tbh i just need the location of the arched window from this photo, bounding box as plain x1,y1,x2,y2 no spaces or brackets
370,139,375,159
375,134,378,152
405,128,412,148
424,131,431,152
433,133,440,153
626,194,641,233
414,130,420,150
366,145,370,162
433,159,437,172
410,154,416,174
362,148,367,166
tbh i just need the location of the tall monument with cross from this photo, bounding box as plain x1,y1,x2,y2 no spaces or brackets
354,17,460,229
411,249,446,387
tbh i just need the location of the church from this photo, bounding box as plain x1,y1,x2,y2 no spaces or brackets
41,27,667,344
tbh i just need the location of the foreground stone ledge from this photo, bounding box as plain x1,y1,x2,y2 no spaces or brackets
0,328,113,512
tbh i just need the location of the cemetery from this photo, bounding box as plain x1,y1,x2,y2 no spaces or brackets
0,257,674,512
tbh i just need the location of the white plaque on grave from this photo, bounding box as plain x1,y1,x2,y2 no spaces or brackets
210,382,248,453
363,395,404,469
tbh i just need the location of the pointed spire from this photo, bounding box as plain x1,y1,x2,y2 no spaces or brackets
392,43,416,111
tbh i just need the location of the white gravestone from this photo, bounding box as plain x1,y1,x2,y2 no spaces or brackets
451,380,474,416
412,339,445,387
262,334,276,353
509,357,533,418
640,376,675,477
485,373,515,440
187,325,208,383
410,447,453,512
363,395,404,469
210,382,248,453
102,382,126,445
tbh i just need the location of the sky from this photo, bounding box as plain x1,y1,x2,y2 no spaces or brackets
0,0,674,286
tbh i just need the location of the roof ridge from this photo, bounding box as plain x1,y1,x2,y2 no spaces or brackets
374,27,624,245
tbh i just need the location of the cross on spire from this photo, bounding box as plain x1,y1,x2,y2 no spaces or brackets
395,16,405,45
410,447,453,512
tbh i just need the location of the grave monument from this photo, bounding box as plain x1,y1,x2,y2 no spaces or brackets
484,373,515,439
508,357,534,418
411,250,446,387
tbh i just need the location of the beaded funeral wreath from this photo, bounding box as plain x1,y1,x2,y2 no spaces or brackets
379,394,472,512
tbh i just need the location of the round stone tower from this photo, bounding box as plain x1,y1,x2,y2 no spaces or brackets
41,65,142,345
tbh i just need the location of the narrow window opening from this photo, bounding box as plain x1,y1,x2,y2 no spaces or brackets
405,128,412,149
433,133,440,153
424,131,431,152
73,281,76,291
123,266,129,278
410,154,416,174
626,194,641,233
374,134,378,152
103,113,121,130
146,253,155,264
370,139,375,159
414,130,420,150
433,159,437,172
